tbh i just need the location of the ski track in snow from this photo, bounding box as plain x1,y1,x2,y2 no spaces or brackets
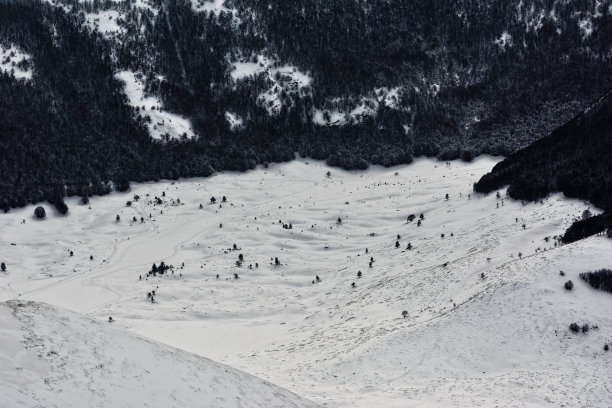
1,156,611,407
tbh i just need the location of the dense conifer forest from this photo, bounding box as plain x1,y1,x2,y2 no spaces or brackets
0,0,611,216
475,91,612,242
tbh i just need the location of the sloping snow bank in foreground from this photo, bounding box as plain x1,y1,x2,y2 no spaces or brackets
0,300,318,408
115,70,195,141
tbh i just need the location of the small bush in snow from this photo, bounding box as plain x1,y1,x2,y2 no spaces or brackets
569,323,580,333
564,280,574,290
34,206,46,219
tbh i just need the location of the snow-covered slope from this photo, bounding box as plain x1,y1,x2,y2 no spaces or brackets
115,70,195,141
1,157,611,407
0,300,318,408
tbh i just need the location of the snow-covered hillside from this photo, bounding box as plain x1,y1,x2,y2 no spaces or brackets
0,300,318,408
1,157,611,407
115,70,195,141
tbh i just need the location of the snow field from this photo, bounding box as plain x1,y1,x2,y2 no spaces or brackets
1,156,610,407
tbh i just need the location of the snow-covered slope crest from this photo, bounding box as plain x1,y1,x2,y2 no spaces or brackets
0,300,319,408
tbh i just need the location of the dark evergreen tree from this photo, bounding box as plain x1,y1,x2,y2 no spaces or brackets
34,206,46,219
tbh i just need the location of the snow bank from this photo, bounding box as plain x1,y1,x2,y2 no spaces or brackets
115,70,195,141
494,31,513,49
579,17,594,39
374,86,401,109
230,55,269,81
0,301,318,408
225,111,244,131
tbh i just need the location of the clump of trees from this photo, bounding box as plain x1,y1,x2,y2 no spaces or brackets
148,261,173,277
569,322,599,334
569,322,595,334
579,269,612,294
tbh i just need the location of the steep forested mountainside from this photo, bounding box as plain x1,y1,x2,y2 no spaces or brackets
475,91,612,243
0,0,611,211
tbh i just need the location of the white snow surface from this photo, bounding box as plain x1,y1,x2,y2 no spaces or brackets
230,54,270,81
1,157,611,407
115,70,195,141
0,300,318,408
579,17,594,39
374,87,402,109
225,111,244,131
0,44,33,80
494,31,513,49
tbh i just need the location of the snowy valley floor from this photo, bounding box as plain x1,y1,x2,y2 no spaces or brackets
1,157,611,407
